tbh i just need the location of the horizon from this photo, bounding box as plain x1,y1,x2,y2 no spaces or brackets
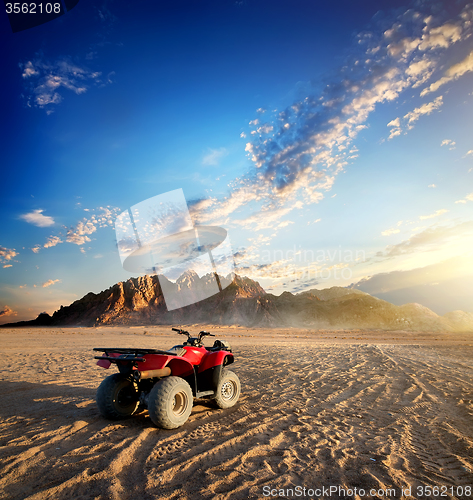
1,0,473,324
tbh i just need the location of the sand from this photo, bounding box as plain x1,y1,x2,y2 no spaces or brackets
0,326,472,500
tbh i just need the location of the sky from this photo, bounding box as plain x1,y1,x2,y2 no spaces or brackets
1,0,473,324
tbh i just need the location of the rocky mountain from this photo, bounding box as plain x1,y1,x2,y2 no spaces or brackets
3,274,473,332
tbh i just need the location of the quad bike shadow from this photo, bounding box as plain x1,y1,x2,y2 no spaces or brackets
94,328,240,429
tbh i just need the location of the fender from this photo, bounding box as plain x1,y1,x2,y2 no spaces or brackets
137,355,194,378
198,350,234,373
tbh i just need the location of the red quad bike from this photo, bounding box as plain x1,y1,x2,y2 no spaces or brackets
93,328,241,429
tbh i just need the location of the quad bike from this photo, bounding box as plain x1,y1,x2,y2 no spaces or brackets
93,328,240,429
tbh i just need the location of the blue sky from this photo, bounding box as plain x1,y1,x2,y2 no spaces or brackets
1,0,473,323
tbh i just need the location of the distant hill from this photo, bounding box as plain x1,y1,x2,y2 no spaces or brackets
2,273,473,332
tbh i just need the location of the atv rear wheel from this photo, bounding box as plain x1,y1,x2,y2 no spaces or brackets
96,373,139,419
214,370,240,409
148,376,193,429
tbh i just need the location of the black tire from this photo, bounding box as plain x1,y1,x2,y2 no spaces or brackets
148,376,193,429
214,370,240,409
96,373,139,419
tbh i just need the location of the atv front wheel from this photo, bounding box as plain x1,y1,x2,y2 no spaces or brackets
214,370,241,409
96,373,139,419
148,376,193,429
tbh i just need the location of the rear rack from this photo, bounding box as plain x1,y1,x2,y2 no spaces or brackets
95,355,146,363
93,347,181,356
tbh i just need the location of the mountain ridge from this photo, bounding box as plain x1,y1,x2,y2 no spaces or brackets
2,273,473,332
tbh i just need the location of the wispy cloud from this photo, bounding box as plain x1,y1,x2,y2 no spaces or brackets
388,95,443,139
376,221,473,259
381,228,401,236
455,192,473,204
20,57,108,112
419,208,448,220
20,209,55,227
66,220,97,246
421,49,473,97
202,147,228,166
44,236,62,248
42,279,61,288
193,4,472,236
0,246,19,265
29,206,121,252
441,139,456,150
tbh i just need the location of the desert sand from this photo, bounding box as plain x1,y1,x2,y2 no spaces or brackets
0,326,472,500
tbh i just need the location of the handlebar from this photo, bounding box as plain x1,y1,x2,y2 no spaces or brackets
171,328,214,345
172,328,189,335
199,330,215,337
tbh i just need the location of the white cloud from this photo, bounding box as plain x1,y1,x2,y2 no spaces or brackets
20,57,108,111
202,147,228,166
377,221,473,259
0,246,18,264
31,245,41,254
42,279,61,288
404,95,443,129
421,49,473,97
381,228,401,236
441,139,456,149
190,4,473,262
387,96,443,139
256,124,274,135
419,209,449,220
455,192,473,204
463,150,473,158
428,184,436,188
21,61,39,78
66,220,97,246
44,236,62,248
20,209,55,227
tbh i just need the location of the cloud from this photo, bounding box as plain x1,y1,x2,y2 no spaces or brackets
404,95,443,129
455,192,473,204
441,139,456,150
20,57,108,111
376,221,473,259
419,208,448,220
381,228,401,236
20,209,55,227
35,206,121,251
66,220,97,246
190,3,473,260
428,184,436,188
202,147,228,166
44,236,62,248
462,150,473,158
0,306,17,318
42,279,61,288
388,95,443,139
421,49,473,97
0,246,18,264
